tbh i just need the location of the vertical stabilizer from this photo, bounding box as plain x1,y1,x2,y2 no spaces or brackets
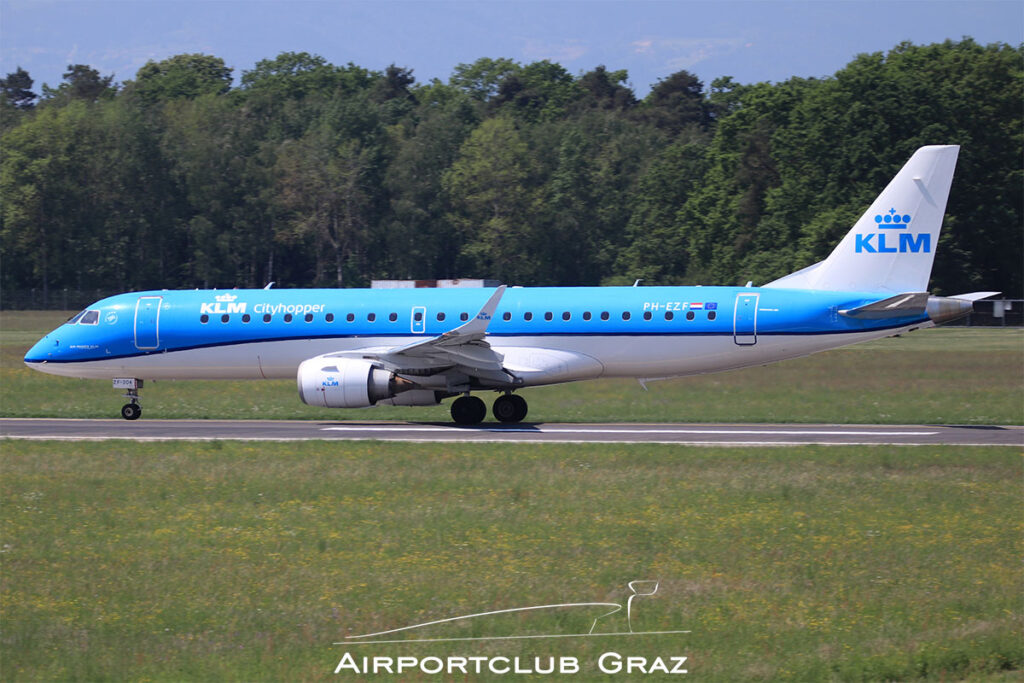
765,145,959,293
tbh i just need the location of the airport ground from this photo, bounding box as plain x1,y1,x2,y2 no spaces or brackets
1,312,1021,681
2,311,1022,424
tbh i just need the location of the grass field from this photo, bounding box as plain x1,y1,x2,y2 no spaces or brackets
2,312,1021,680
1,311,1022,424
1,441,1021,681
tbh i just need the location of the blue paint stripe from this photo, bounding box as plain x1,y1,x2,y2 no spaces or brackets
24,320,926,365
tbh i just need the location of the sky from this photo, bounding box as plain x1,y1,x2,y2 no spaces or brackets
1,1,1021,98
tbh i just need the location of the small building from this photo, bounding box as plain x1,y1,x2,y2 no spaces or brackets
370,279,502,289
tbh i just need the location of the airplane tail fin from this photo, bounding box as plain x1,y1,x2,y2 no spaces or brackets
765,145,960,294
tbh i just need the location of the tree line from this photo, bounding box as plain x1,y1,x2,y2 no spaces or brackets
1,38,1020,305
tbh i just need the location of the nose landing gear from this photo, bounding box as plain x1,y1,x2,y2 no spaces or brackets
121,401,142,420
113,378,143,420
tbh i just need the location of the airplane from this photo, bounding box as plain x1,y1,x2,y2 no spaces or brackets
24,145,996,425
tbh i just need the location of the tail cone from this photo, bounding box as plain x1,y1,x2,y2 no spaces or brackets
926,296,975,324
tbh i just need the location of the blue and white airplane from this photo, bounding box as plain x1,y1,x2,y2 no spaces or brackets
25,145,994,424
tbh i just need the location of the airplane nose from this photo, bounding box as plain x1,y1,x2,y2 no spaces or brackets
24,336,58,364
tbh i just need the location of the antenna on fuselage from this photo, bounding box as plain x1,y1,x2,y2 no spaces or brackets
633,279,643,287
264,282,275,290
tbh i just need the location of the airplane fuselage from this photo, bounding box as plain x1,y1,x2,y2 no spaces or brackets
21,145,979,424
25,285,930,383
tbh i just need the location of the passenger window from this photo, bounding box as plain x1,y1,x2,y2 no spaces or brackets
283,313,293,323
686,311,695,321
524,312,533,321
389,312,398,322
200,314,209,324
562,312,571,321
437,312,446,322
460,312,469,321
346,313,354,322
80,310,100,325
600,311,609,321
643,311,652,321
665,311,674,321
263,314,272,323
502,311,511,321
622,311,631,321
544,312,553,321
583,311,592,321
242,314,251,323
413,311,423,322
708,311,717,321
221,314,229,323
325,313,334,323
305,313,314,322
367,313,376,322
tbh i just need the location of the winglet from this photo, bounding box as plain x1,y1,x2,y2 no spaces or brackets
434,285,506,345
384,285,506,357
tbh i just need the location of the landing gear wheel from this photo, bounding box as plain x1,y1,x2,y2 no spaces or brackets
451,395,487,425
493,393,528,423
116,380,144,420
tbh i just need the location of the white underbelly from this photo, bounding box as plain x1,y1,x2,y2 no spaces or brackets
28,325,925,382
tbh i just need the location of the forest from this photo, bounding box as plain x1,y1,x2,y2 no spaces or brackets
1,38,1021,306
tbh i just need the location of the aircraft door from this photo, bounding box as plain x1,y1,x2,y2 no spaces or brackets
411,306,426,334
733,293,758,346
134,296,162,349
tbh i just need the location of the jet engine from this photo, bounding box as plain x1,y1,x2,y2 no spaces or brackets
297,357,418,408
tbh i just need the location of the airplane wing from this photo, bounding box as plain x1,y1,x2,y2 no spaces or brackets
393,284,506,353
323,285,518,388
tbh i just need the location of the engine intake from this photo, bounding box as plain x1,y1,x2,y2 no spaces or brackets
297,357,414,408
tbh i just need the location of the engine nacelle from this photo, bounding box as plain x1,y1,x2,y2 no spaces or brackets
377,389,443,406
297,357,412,408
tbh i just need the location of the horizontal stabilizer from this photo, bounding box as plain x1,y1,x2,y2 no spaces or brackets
949,291,1001,301
839,292,929,319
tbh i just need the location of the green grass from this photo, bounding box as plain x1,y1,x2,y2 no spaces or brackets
1,441,1020,681
2,311,1022,424
3,312,1022,679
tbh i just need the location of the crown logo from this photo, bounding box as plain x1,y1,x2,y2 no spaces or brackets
215,293,238,302
874,208,911,228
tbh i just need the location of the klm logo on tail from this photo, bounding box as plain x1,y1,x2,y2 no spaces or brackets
856,209,931,254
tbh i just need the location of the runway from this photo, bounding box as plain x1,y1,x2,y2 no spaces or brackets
1,418,1020,446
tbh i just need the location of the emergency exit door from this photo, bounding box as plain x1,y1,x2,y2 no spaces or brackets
733,293,758,346
411,306,426,334
134,296,162,349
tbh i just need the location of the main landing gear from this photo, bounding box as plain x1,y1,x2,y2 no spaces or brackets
492,393,528,423
450,392,528,426
113,378,143,420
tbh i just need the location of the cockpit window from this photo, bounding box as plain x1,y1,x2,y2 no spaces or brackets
67,310,86,325
79,310,100,325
